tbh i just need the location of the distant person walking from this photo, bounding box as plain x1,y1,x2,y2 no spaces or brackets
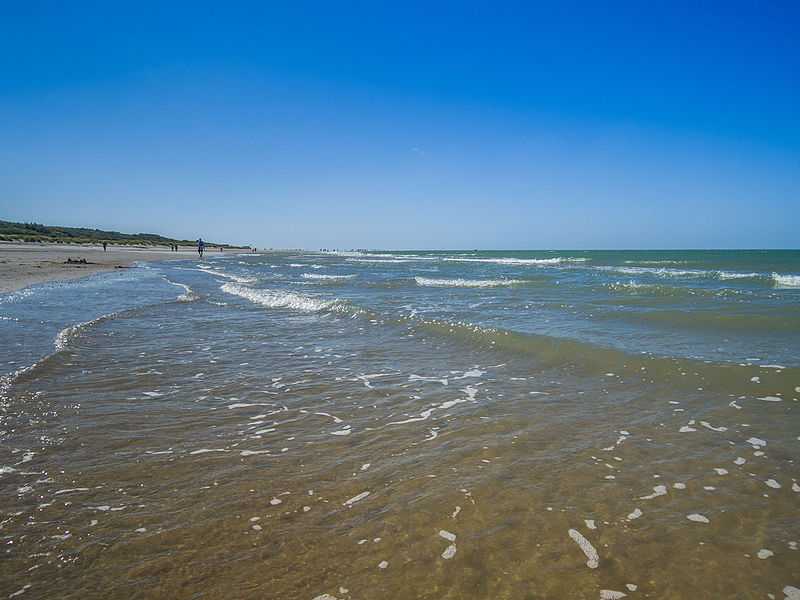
197,238,205,258
102,242,107,251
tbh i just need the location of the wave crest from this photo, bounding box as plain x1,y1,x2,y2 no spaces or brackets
301,273,356,280
415,277,522,288
443,257,588,266
221,283,352,313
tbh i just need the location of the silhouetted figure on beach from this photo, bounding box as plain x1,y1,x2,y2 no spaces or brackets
102,242,107,251
197,238,205,258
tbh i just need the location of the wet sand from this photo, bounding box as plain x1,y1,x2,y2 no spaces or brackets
0,243,202,293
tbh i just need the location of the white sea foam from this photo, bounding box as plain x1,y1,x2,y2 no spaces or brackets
773,273,800,288
600,591,627,600
221,283,350,313
717,271,763,280
568,528,599,568
439,530,457,542
687,513,709,523
196,267,256,283
301,273,356,280
624,260,688,265
627,508,643,520
640,485,667,500
443,256,588,266
347,258,411,264
414,277,522,288
165,278,198,302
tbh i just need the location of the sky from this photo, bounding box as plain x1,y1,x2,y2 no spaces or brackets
1,2,798,249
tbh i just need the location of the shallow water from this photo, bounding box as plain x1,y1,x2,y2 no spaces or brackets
1,250,799,599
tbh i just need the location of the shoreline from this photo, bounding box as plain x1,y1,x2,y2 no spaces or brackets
0,242,206,294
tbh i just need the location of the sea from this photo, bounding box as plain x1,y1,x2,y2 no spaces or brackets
1,249,799,599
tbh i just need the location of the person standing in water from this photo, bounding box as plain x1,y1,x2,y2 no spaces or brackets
197,238,205,258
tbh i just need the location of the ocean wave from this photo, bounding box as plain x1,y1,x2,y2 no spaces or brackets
0,288,35,305
221,283,352,313
603,280,745,298
595,265,765,282
195,266,256,284
415,277,523,288
301,273,357,281
442,257,589,266
164,278,199,302
54,313,118,351
347,258,412,264
773,273,800,288
406,315,800,391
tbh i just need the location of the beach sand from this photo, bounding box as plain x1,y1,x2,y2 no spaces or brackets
0,243,202,293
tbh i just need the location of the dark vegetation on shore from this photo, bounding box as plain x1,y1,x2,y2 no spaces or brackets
0,220,247,248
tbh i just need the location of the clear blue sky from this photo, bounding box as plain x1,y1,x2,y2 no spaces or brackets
1,2,798,249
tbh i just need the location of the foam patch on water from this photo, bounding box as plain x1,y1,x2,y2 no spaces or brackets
343,491,370,506
595,265,766,282
54,314,115,351
347,258,411,264
568,528,599,568
414,277,523,288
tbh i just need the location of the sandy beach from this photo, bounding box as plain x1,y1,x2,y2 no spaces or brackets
0,243,202,293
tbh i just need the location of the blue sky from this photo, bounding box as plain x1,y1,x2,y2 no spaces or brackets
1,2,798,249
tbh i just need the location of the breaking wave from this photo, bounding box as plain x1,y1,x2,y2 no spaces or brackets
414,277,523,288
593,265,766,282
443,256,589,266
301,273,357,281
773,273,800,288
221,283,354,314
